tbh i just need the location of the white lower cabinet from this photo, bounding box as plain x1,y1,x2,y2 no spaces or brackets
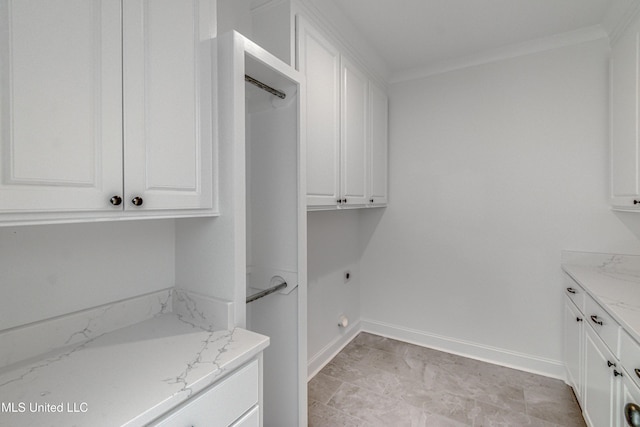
151,359,260,427
583,326,621,427
563,274,640,426
564,296,584,400
231,406,260,427
621,373,640,427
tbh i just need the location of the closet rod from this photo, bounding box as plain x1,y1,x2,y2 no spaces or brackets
245,74,286,99
246,282,288,304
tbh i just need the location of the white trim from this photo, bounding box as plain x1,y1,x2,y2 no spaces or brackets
390,25,608,83
604,0,640,43
307,320,362,380
360,318,567,381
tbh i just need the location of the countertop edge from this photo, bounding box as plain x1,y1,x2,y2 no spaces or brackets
561,264,640,345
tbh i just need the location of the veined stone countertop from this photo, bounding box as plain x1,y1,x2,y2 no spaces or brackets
0,314,269,427
562,251,640,344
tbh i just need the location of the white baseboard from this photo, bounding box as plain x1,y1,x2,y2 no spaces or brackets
307,320,362,380
360,318,567,381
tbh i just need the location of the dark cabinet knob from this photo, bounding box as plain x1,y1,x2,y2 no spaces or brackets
614,369,623,377
626,403,640,427
590,315,603,326
608,360,616,368
634,200,640,205
370,198,374,203
110,196,122,206
337,199,342,204
566,287,576,294
131,197,144,207
343,198,347,203
576,317,583,322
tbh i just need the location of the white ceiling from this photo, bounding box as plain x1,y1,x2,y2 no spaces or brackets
330,0,612,75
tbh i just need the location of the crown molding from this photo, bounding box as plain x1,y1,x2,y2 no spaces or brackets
390,25,608,84
295,0,391,88
603,0,640,43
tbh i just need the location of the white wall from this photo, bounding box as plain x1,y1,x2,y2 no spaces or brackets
307,210,361,362
359,38,640,374
218,0,252,37
0,220,175,331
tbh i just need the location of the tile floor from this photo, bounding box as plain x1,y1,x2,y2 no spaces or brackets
308,332,586,427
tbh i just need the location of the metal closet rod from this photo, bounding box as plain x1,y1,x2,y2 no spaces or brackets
246,282,288,304
245,74,286,99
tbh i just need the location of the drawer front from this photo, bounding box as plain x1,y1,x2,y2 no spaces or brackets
585,295,620,357
231,406,260,427
152,359,259,427
621,331,640,389
564,274,585,313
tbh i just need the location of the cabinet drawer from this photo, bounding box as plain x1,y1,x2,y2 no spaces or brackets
152,359,259,426
564,274,585,313
621,331,640,389
231,406,260,427
585,295,620,357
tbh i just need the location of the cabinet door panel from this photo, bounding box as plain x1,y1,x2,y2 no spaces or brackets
583,327,618,427
369,81,388,205
340,56,368,206
297,16,340,207
564,298,583,401
620,374,640,427
123,0,214,211
0,0,122,213
611,15,640,207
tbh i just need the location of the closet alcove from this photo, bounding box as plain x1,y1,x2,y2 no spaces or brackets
218,31,307,427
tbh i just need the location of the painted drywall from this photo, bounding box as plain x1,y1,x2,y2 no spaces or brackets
359,38,640,371
0,220,175,331
307,210,361,361
218,0,252,37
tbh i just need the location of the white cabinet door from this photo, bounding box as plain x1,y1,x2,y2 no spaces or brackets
564,298,584,402
0,0,123,213
620,373,640,427
122,0,214,211
340,55,368,207
296,15,340,208
583,326,621,427
611,14,640,209
368,81,388,205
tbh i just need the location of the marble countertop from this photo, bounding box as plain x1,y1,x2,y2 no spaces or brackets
562,253,640,344
0,314,269,427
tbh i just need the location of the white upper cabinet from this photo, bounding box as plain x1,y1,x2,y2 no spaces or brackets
611,12,640,209
0,0,123,214
295,13,388,210
369,81,388,205
296,15,341,208
0,0,215,224
123,0,213,211
340,55,368,207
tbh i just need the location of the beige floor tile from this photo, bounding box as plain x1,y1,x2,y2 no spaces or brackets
310,333,586,427
308,400,365,427
308,372,343,405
